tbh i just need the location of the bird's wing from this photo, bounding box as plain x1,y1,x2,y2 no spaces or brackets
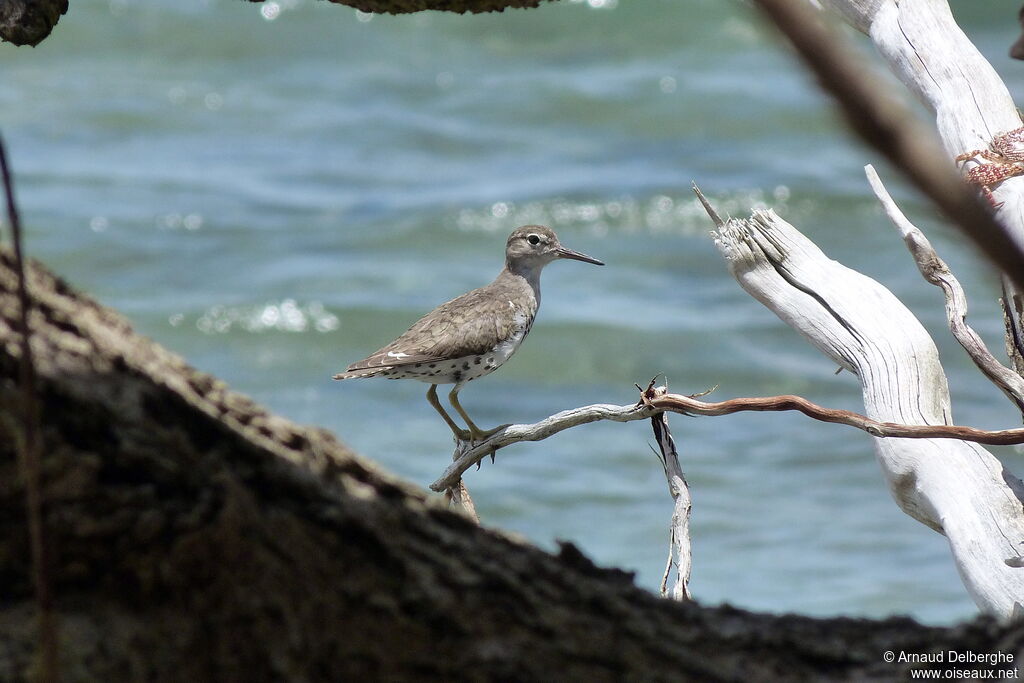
343,284,523,372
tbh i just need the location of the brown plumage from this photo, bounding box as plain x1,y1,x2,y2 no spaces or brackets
333,225,604,442
332,268,538,380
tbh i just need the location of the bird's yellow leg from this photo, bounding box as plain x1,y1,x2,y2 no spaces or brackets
448,385,510,441
427,384,472,441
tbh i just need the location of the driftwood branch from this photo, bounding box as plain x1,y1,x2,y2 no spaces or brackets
702,192,1024,618
865,164,1024,417
430,389,1024,493
750,0,1024,293
446,477,480,524
644,383,692,602
434,403,653,491
821,0,1024,407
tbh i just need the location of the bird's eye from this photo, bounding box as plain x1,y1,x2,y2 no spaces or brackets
527,234,541,245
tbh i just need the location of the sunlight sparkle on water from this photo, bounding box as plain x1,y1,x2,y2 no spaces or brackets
157,213,204,231
261,2,281,20
569,0,618,8
204,93,223,111
455,189,792,237
195,300,339,334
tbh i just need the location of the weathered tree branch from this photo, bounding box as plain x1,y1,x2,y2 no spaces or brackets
751,0,1024,292
706,196,1024,617
865,164,1024,417
818,0,1024,409
645,383,692,602
740,1,1024,615
430,387,1024,493
11,246,1024,679
446,477,480,523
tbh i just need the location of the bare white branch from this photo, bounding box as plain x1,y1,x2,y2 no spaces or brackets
429,385,1024,494
710,202,1024,618
865,164,1024,415
647,388,692,601
432,403,655,492
820,0,1024,410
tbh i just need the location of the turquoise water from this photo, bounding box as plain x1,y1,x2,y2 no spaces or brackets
4,0,1024,624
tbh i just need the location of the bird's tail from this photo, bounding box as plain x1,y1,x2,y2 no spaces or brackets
332,367,389,380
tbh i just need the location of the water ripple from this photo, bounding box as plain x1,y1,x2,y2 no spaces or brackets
453,187,794,236
192,299,339,334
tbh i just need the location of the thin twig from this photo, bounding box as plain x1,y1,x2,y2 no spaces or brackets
434,403,654,491
446,480,480,524
430,389,1024,492
644,382,692,601
865,164,1024,417
750,0,1024,292
0,135,58,680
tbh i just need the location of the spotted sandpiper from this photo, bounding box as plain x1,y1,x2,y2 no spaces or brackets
333,225,604,442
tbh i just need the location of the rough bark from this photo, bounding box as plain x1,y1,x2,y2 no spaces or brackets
2,250,1024,680
0,0,67,46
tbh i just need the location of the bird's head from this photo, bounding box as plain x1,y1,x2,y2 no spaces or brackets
505,225,604,274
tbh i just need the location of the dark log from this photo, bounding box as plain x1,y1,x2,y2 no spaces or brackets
1,247,1023,681
310,0,549,14
0,0,549,47
0,0,67,46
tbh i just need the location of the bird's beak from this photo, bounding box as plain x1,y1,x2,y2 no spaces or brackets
555,245,604,266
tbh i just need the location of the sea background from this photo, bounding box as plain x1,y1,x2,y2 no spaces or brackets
3,0,1023,624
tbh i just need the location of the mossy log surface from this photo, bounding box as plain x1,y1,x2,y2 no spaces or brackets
1,247,1023,681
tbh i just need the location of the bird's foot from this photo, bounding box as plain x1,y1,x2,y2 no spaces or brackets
452,427,474,442
470,423,511,441
454,423,511,445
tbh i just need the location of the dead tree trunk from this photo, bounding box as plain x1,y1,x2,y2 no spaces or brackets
2,248,1024,680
